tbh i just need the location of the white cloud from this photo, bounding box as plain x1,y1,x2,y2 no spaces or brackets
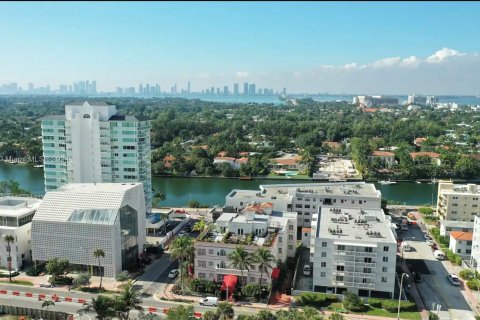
236,71,249,78
370,57,401,69
426,47,465,63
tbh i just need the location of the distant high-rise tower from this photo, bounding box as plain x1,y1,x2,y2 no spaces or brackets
249,84,256,96
234,83,239,95
244,82,249,95
211,87,215,95
223,86,228,95
187,81,191,94
91,81,97,94
282,88,286,95
28,83,34,92
139,84,143,95
41,101,152,211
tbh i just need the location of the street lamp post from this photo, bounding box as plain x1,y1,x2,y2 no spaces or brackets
397,273,409,320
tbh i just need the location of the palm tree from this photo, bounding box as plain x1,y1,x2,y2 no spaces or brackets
41,299,55,310
79,295,115,320
113,280,142,320
228,246,254,286
170,236,194,290
254,248,275,286
93,249,105,291
3,235,14,282
193,218,207,233
216,302,234,320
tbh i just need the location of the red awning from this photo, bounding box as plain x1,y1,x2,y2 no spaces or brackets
220,275,238,291
271,268,280,280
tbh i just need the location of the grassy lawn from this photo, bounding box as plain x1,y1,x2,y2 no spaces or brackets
326,302,421,320
0,280,33,286
266,173,310,179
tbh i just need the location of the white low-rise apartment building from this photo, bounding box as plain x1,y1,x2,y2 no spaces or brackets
32,183,146,277
225,182,381,229
437,181,480,221
470,216,480,272
449,231,472,260
310,207,397,298
194,209,297,285
0,197,41,270
440,220,473,237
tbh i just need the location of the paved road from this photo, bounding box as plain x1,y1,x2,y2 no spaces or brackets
401,223,476,320
0,289,260,318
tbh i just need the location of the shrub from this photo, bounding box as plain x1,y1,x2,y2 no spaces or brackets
115,270,130,282
467,280,480,290
454,255,463,266
460,269,475,280
342,292,365,312
381,299,398,312
171,284,182,295
53,276,74,285
242,284,262,299
190,278,207,293
379,299,416,312
367,297,382,308
428,311,440,320
419,207,434,215
72,273,91,288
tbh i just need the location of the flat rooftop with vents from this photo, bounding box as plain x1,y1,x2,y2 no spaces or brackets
316,207,396,244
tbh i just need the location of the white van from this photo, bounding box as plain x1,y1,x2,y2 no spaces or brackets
401,241,411,252
434,250,445,260
199,297,218,307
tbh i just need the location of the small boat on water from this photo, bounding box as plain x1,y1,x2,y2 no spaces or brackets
416,181,422,184
33,164,44,168
378,179,397,185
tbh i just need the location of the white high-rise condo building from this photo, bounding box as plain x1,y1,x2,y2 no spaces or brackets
311,207,397,298
0,197,42,270
41,101,152,211
31,183,146,277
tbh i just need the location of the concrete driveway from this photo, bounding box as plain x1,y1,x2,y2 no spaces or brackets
401,223,476,320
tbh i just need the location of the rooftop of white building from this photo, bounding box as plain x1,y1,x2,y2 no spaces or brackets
316,207,396,245
227,182,380,201
439,182,480,195
33,183,143,223
0,197,42,218
196,211,296,247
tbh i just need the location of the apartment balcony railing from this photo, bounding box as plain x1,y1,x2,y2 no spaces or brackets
333,250,377,258
333,270,376,279
333,260,377,268
333,280,375,289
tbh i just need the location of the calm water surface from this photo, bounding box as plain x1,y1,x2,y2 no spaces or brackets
0,163,438,207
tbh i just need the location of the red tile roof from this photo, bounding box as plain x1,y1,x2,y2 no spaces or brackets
214,157,236,161
370,151,395,157
414,137,427,145
450,231,473,241
237,157,249,163
410,152,440,159
217,151,228,157
271,156,302,166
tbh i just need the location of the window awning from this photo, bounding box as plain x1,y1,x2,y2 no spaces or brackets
271,268,280,280
220,275,238,291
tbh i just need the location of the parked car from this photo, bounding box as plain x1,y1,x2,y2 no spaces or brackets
179,230,187,236
431,243,438,252
168,269,179,279
424,233,431,240
434,250,445,260
412,272,423,283
303,264,311,276
199,297,218,307
40,283,55,288
426,239,434,246
185,225,192,233
447,274,461,286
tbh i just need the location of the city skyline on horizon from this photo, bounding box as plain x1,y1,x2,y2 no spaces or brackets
1,2,480,95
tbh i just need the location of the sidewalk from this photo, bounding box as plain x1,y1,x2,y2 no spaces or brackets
399,260,429,320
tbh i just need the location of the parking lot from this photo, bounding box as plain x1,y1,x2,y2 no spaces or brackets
400,222,476,320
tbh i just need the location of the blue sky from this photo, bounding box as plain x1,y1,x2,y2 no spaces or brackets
1,1,480,94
